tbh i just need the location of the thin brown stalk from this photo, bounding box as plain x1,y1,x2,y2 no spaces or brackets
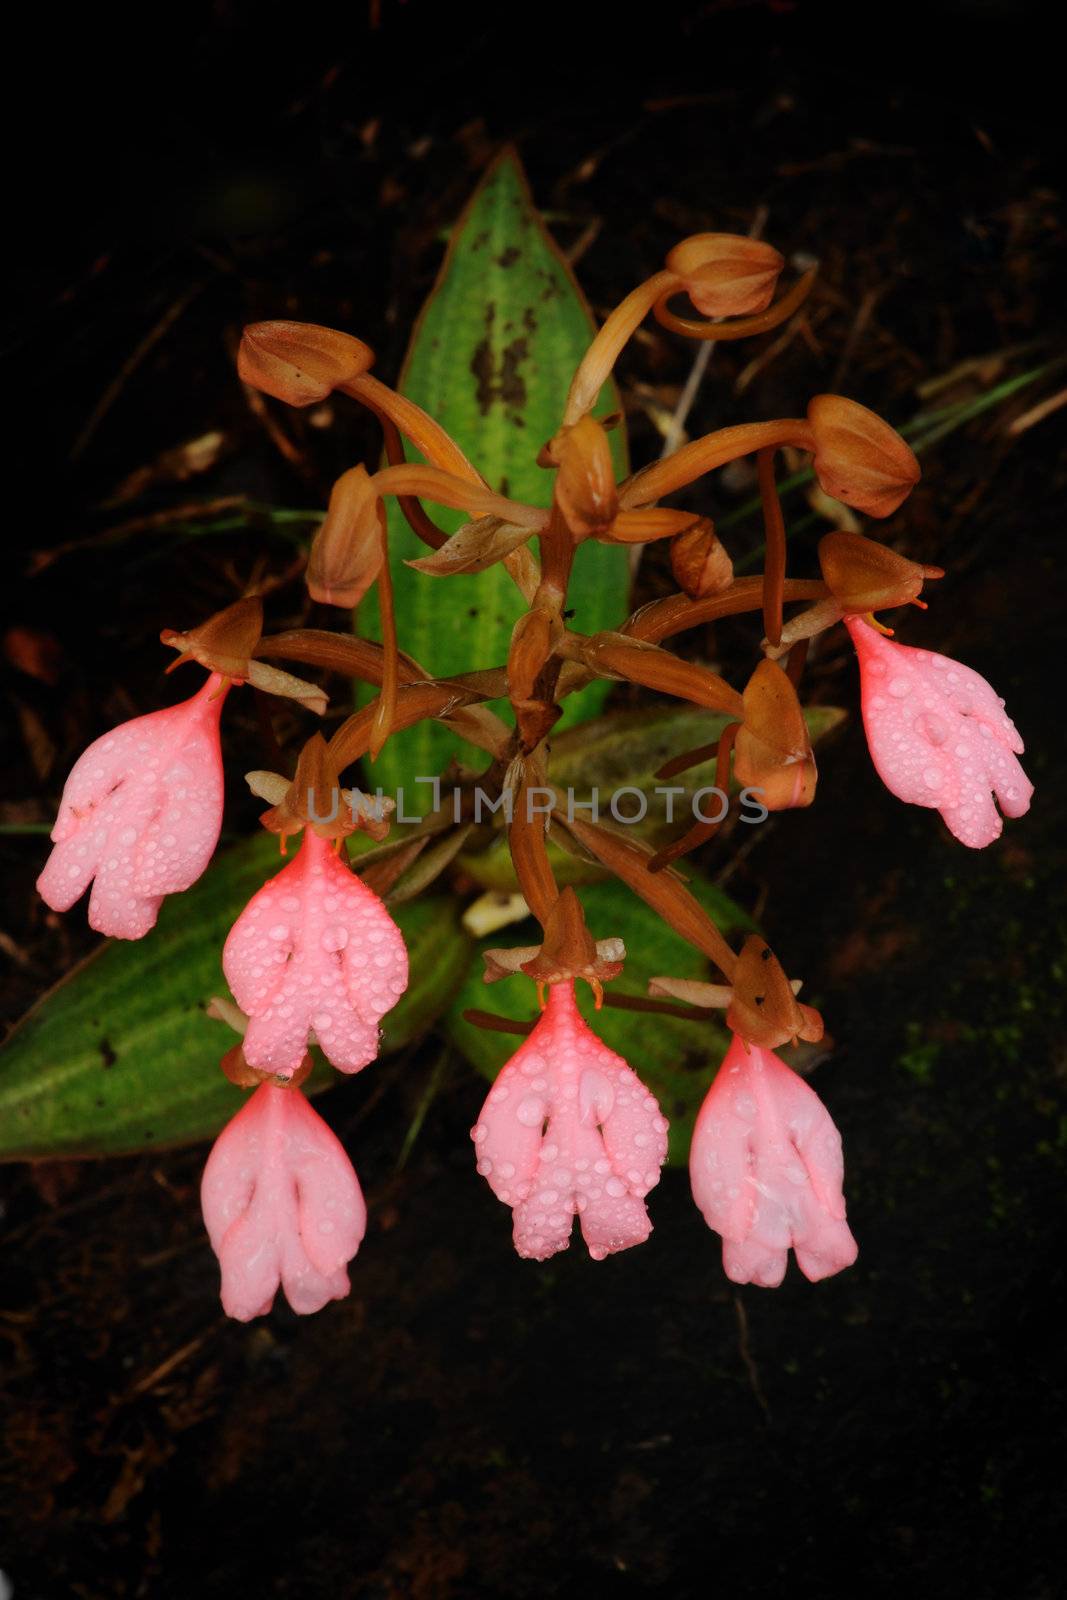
652,267,816,344
369,507,398,758
625,577,828,646
462,1009,537,1037
649,721,738,872
757,447,786,648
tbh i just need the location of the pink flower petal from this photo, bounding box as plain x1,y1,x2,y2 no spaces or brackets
223,829,408,1079
846,617,1032,849
472,982,669,1262
201,1083,366,1321
690,1033,858,1288
37,674,228,938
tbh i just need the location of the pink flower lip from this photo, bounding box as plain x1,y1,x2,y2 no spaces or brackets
471,981,669,1262
201,1082,366,1321
223,828,408,1079
846,616,1032,849
36,673,228,939
690,1033,858,1288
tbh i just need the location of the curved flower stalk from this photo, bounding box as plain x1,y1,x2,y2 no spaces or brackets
471,981,669,1261
690,1033,858,1287
37,673,228,939
223,828,408,1078
202,1082,366,1321
845,616,1032,848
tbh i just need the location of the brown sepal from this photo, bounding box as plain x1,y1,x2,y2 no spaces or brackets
734,659,817,811
514,886,625,1002
808,395,920,519
260,732,389,843
669,518,734,599
543,416,618,538
238,320,374,407
306,465,384,608
818,529,943,613
558,813,737,980
725,935,824,1050
665,233,785,318
160,595,264,680
221,1041,314,1089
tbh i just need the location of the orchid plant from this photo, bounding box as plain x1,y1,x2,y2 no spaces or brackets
34,177,1031,1321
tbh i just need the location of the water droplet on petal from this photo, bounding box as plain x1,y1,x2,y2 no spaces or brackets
516,1094,546,1127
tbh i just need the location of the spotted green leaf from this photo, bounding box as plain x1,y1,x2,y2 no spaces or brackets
361,146,629,793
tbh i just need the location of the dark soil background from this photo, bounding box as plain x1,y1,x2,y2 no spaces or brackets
2,3,1065,1596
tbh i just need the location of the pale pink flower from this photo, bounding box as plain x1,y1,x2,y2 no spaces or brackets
201,1083,366,1321
690,1033,858,1288
845,616,1032,849
37,673,228,939
223,828,408,1079
471,981,669,1261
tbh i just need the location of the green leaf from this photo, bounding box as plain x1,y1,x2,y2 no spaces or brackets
0,836,472,1160
361,147,629,794
458,702,847,891
445,871,754,1164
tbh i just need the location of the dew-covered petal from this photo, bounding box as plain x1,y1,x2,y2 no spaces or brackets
578,1179,654,1260
689,1035,761,1242
691,1035,857,1288
37,675,227,938
243,998,313,1079
846,617,1032,849
473,1053,546,1204
723,1236,788,1288
287,1091,367,1277
222,830,408,1077
472,982,668,1263
131,712,226,898
201,1084,364,1320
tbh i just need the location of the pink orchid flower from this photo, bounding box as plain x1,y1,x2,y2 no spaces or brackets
690,1032,858,1288
845,616,1032,848
223,828,408,1079
37,673,228,939
471,981,669,1261
202,1082,366,1321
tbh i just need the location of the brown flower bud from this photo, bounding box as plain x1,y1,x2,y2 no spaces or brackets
160,596,263,679
725,935,824,1050
807,395,920,518
669,517,733,599
545,415,618,537
237,320,374,407
818,529,943,613
665,233,785,318
734,660,816,811
306,465,384,608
